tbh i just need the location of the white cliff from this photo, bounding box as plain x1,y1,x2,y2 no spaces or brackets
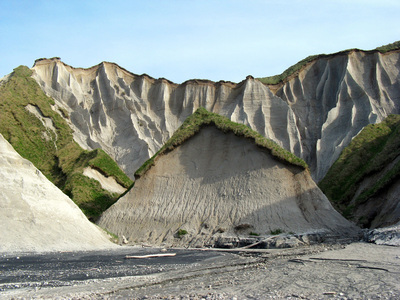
0,134,115,252
31,50,400,181
277,50,400,180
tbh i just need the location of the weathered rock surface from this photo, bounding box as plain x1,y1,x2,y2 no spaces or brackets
276,50,400,180
97,126,358,247
364,223,400,246
0,134,114,252
31,50,400,181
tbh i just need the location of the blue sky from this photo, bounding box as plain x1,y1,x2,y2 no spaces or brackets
1,0,399,83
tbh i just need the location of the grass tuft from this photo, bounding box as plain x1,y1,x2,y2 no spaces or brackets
177,229,188,238
249,232,260,236
270,229,284,235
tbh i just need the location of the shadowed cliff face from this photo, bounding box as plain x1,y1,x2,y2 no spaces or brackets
31,50,400,181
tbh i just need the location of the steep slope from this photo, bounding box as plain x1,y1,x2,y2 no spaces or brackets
0,134,114,252
0,66,133,221
31,44,400,181
274,49,400,180
319,115,400,228
98,109,357,247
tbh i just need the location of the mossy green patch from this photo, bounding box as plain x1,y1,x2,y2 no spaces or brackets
0,65,133,221
135,107,307,178
319,114,400,220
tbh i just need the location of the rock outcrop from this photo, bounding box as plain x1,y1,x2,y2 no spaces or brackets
31,49,400,181
0,134,114,252
97,121,358,247
364,223,400,246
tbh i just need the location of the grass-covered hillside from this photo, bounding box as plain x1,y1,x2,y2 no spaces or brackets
0,66,133,221
319,114,400,224
135,107,307,178
257,41,400,85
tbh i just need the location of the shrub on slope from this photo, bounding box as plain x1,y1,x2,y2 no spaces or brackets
0,66,133,221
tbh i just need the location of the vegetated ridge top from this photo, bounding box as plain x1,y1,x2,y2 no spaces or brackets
135,107,308,178
32,41,400,88
257,40,400,85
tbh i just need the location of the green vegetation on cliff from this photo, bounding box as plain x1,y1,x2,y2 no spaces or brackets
257,55,319,85
0,66,133,221
257,41,400,85
319,115,400,220
135,107,307,178
375,40,400,53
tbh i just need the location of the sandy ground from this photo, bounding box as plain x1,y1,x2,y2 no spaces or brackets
2,242,399,299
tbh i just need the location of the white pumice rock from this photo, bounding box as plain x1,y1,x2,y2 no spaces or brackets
0,133,115,252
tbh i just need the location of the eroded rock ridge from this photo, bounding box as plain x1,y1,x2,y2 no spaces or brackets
31,50,400,181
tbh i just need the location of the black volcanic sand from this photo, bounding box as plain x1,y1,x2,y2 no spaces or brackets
1,243,400,299
0,247,228,289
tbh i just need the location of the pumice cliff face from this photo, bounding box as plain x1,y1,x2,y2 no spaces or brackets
0,133,114,252
276,50,400,180
31,49,400,181
98,125,357,247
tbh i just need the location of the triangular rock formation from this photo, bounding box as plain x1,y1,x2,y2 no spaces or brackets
98,109,357,247
0,134,114,252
